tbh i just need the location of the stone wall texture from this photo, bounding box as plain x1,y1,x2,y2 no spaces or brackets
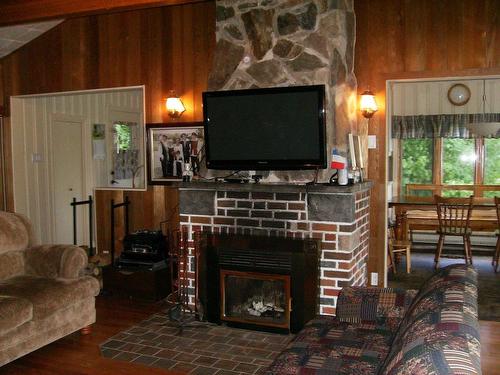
179,185,370,316
207,0,357,183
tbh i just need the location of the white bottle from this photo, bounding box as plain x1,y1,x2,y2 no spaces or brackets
338,168,348,185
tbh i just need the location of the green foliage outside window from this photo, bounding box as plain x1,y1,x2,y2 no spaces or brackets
401,139,433,196
442,139,475,197
401,137,499,198
484,139,500,198
114,123,132,152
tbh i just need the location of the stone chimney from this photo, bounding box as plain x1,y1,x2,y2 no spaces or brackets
207,0,357,182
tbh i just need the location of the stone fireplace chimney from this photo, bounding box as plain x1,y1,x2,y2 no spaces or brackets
208,0,357,182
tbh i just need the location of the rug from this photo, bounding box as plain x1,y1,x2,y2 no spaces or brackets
100,312,293,374
388,252,500,321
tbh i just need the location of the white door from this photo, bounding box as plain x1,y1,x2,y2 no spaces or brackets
51,118,86,245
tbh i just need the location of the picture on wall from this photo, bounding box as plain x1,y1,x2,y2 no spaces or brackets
146,122,204,184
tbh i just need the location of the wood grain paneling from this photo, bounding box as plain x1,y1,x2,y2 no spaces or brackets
0,0,207,26
355,0,500,285
0,1,215,255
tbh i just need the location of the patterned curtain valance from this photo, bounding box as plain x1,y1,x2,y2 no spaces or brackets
392,113,500,139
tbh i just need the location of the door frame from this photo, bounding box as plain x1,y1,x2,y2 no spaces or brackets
384,73,500,287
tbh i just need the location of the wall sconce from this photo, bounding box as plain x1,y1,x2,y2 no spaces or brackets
360,90,378,119
165,91,186,119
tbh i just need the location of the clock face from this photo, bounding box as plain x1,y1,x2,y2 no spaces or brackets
447,83,471,106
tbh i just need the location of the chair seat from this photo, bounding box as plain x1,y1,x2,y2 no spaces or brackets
391,240,411,248
0,296,33,335
0,275,100,320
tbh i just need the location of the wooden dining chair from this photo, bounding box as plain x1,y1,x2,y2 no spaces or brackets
493,196,500,273
434,195,474,269
387,224,412,274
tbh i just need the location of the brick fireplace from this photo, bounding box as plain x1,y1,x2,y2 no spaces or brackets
177,181,371,316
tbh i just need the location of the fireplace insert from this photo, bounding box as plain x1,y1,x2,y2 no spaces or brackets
220,270,291,329
199,234,319,333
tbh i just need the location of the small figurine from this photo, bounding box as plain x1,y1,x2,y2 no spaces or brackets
183,162,193,182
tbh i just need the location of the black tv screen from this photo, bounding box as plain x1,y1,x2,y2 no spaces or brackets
202,85,326,170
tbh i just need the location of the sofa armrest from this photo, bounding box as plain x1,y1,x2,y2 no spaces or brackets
336,287,417,325
25,245,88,279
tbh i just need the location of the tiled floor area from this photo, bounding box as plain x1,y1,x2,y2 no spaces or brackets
100,312,293,374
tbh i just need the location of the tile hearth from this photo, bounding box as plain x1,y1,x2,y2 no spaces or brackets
100,312,293,374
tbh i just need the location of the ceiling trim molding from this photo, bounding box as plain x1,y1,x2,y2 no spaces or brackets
0,0,209,26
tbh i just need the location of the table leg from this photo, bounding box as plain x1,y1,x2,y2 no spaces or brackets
395,208,408,241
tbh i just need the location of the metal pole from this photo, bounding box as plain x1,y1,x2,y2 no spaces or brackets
0,112,7,210
72,197,77,245
124,196,130,235
110,199,115,265
88,195,94,256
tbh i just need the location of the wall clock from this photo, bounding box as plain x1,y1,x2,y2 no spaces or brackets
447,83,471,106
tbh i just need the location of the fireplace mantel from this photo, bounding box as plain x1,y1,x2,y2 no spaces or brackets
171,181,372,193
177,181,372,316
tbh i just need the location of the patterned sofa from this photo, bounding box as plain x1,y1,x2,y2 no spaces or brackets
265,264,481,374
0,211,100,366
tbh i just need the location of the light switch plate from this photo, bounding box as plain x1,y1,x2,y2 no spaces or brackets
368,135,377,149
31,153,43,163
370,272,378,286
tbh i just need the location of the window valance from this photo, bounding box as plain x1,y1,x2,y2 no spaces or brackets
392,113,500,139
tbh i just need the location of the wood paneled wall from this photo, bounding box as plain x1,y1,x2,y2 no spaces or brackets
0,1,215,255
355,0,500,285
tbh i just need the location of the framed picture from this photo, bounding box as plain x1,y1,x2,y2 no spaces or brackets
354,135,364,169
146,122,204,184
348,133,364,170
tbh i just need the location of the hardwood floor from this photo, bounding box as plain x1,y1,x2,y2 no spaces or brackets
481,320,500,375
2,296,499,374
1,296,181,375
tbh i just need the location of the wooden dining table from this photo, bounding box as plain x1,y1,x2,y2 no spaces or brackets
388,195,498,241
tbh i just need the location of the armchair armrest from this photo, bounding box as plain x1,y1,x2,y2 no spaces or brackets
25,245,88,279
336,287,417,326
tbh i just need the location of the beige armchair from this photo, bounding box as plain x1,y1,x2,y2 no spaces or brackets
0,211,100,366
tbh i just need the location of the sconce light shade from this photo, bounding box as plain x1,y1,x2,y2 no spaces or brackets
360,90,378,119
165,91,186,118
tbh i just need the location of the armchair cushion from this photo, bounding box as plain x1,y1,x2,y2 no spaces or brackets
0,296,32,336
25,245,87,279
0,275,100,320
0,212,33,254
0,251,25,281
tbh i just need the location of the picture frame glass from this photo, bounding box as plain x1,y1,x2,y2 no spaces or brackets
147,123,204,184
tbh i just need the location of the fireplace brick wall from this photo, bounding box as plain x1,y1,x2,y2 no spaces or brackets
177,181,371,316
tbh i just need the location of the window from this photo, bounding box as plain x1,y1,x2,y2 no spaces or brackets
401,139,433,196
113,123,132,152
111,121,140,183
399,138,499,197
484,138,500,197
442,139,475,197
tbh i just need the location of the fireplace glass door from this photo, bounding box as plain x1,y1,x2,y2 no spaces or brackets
220,270,291,329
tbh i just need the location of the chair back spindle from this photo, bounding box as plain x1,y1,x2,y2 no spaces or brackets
435,195,473,236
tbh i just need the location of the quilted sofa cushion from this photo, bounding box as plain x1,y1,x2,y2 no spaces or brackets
0,275,100,320
336,287,417,334
0,296,33,335
264,317,394,375
380,264,480,375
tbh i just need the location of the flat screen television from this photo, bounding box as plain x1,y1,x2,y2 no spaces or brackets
202,85,326,170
